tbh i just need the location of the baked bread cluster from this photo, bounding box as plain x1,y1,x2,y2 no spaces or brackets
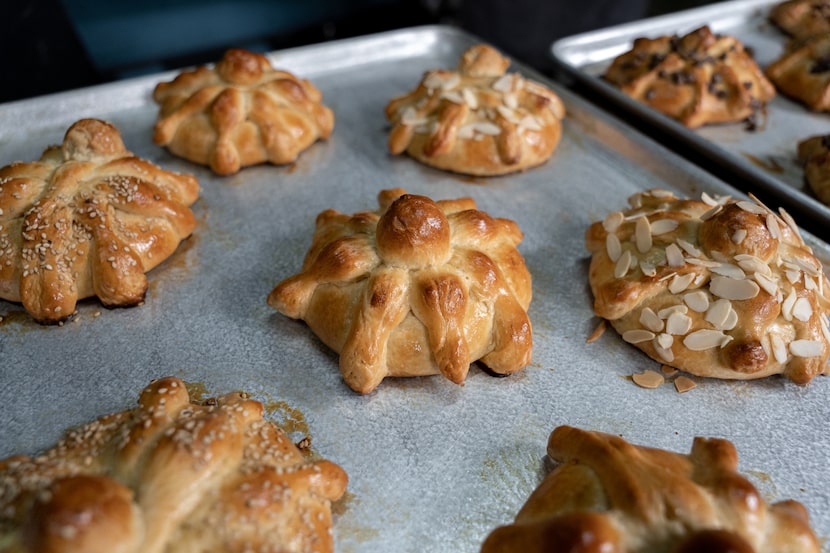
585,189,830,384
603,26,776,128
0,377,348,553
481,426,821,553
797,134,830,204
766,33,830,112
153,48,334,176
0,118,199,324
385,44,565,176
769,0,830,39
268,188,533,393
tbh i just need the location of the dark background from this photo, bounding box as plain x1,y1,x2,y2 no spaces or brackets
2,0,724,104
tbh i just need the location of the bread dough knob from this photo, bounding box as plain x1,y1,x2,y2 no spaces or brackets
376,194,451,269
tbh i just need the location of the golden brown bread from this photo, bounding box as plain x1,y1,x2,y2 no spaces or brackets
769,0,830,39
0,377,348,553
585,189,830,384
153,48,334,176
797,133,830,204
385,44,565,176
765,33,830,112
0,118,199,324
481,426,821,553
603,26,776,128
267,188,533,394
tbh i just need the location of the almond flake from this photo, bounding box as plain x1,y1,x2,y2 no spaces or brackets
586,320,607,344
700,204,723,221
785,269,801,284
603,211,625,232
615,250,632,279
683,291,710,312
635,216,652,253
676,239,702,258
723,308,738,331
731,229,748,244
674,376,697,393
496,105,519,123
632,370,665,389
656,344,675,362
457,124,475,139
493,74,513,92
685,258,720,268
640,261,657,277
779,208,804,245
657,333,674,349
669,273,695,294
705,299,732,329
790,339,824,358
623,329,656,344
639,308,664,333
666,311,693,335
648,189,675,198
661,364,678,376
462,87,478,109
771,334,788,364
792,297,814,322
658,304,688,319
666,244,685,267
710,263,746,279
606,233,622,262
766,213,782,240
782,288,797,321
684,329,727,350
441,90,464,104
737,200,767,215
701,191,719,206
735,254,770,276
650,219,679,235
709,276,760,301
473,122,501,135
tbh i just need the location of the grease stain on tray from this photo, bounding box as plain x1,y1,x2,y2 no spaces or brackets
742,152,785,174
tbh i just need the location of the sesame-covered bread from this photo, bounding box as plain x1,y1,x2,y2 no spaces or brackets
766,33,830,112
268,188,533,394
0,377,348,553
0,118,199,324
153,48,334,176
769,0,830,39
481,426,821,553
797,134,830,204
603,26,776,128
384,44,565,176
585,189,830,384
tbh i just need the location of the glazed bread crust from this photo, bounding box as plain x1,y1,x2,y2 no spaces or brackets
268,188,533,393
481,426,821,553
385,44,565,176
0,118,199,324
0,377,348,553
769,0,830,39
153,48,334,175
604,26,776,128
798,134,830,205
585,189,830,384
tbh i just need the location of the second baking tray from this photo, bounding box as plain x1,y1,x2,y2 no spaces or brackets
552,0,830,238
1,24,829,552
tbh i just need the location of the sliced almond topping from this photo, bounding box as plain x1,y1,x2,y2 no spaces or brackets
441,90,464,104
650,219,679,235
710,276,760,301
722,308,738,331
790,339,824,358
658,304,688,319
462,87,478,109
657,333,674,349
806,276,818,291
666,244,685,267
674,376,697,393
648,189,675,198
779,208,804,245
686,258,720,268
701,191,719,206
586,319,607,343
496,105,520,123
705,299,732,329
735,254,771,276
782,288,797,321
790,257,821,277
676,239,702,258
615,250,632,279
493,74,513,92
632,370,665,389
771,334,788,364
666,311,693,335
603,211,625,232
766,213,782,240
793,297,814,322
473,122,501,135
639,308,664,333
684,329,727,350
635,216,652,253
504,93,519,110
700,204,723,221
737,200,767,215
785,269,801,284
669,273,695,294
623,329,656,344
457,124,475,139
683,290,710,313
655,345,675,362
606,233,622,262
731,229,748,244
661,364,678,376
710,263,746,279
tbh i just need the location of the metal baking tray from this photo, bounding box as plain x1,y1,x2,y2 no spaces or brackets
551,0,830,238
1,24,829,552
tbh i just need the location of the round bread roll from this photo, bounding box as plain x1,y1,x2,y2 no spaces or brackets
385,44,565,176
268,188,533,393
585,189,830,384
